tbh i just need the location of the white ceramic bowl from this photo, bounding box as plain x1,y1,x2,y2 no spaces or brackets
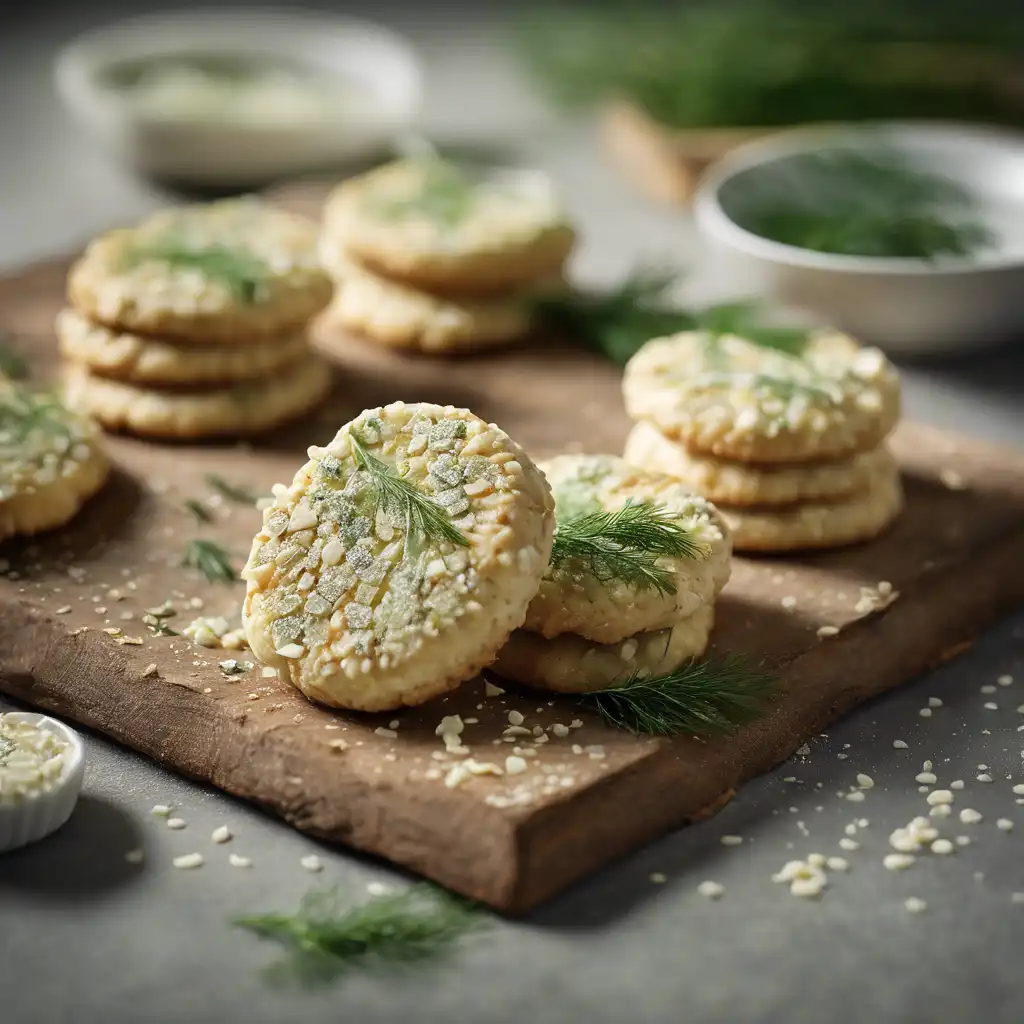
55,10,423,186
694,123,1024,356
0,712,85,853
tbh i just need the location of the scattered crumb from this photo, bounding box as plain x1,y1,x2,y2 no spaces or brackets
893,740,908,749
997,818,1014,832
928,697,943,708
845,791,866,803
950,780,964,790
150,804,172,817
697,880,724,900
484,680,505,697
856,774,874,790
938,468,965,490
650,872,667,884
916,772,937,784
931,839,955,855
883,853,916,871
781,596,797,610
505,756,528,775
166,818,187,831
720,835,743,847
229,854,252,869
977,773,993,783
374,727,398,740
904,897,928,914
124,849,144,865
959,809,983,824
926,790,953,806
918,708,933,718
998,675,1014,686
366,881,391,896
172,853,204,870
983,703,999,711
839,838,859,851
142,663,158,678
817,625,839,638
212,826,232,845
956,836,971,847
826,857,849,872
300,855,323,873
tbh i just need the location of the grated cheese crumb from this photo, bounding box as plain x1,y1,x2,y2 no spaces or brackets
173,853,204,870
959,808,983,824
300,855,323,872
696,880,724,900
997,818,1014,832
229,854,252,869
212,825,232,844
883,853,916,870
166,818,187,830
904,897,928,914
892,740,908,749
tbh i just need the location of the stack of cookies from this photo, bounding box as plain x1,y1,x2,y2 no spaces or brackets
622,330,903,551
59,199,334,439
491,454,732,694
318,158,575,355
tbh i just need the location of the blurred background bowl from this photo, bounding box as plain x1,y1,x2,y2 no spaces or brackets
54,9,423,188
693,122,1024,356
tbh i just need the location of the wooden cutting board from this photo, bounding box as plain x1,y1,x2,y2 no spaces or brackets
2,192,1024,913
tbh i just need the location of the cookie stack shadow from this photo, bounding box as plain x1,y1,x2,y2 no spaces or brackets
58,200,334,440
622,332,905,553
316,160,575,356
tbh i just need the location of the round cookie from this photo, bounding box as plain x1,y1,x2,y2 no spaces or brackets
623,330,900,463
623,419,886,507
722,451,903,551
241,402,555,712
492,604,714,694
0,385,109,541
68,198,332,343
56,308,311,386
322,158,575,293
318,248,545,353
62,354,330,439
524,454,731,644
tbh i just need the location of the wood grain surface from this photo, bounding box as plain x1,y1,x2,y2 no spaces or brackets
2,196,1023,912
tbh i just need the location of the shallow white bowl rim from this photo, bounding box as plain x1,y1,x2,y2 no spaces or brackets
694,120,1024,277
1,711,85,789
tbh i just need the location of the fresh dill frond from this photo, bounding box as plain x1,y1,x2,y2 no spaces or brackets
730,148,996,259
148,620,180,637
182,538,236,583
551,501,705,595
369,159,478,228
535,270,811,365
579,656,776,736
235,884,484,984
0,337,29,381
205,473,257,505
184,498,214,524
124,239,269,303
349,431,468,551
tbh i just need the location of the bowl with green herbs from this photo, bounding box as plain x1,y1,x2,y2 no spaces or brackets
693,123,1024,355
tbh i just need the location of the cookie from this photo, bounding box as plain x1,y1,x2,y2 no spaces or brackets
0,385,109,541
68,198,332,343
242,402,555,712
322,158,575,293
318,249,542,353
623,419,886,507
722,451,903,551
56,308,311,386
623,330,900,463
492,603,714,694
62,354,330,439
523,454,731,644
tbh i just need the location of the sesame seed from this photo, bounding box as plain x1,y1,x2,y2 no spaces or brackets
696,880,724,900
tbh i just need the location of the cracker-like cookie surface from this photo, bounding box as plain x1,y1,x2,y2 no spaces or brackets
322,159,575,293
57,308,310,385
623,330,900,463
68,199,332,342
62,354,330,439
242,402,555,711
492,604,714,693
318,249,538,353
523,454,731,644
723,451,903,551
0,385,109,541
623,419,885,507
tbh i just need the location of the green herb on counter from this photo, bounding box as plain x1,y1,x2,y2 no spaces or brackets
184,498,214,524
730,149,996,259
350,431,468,550
206,474,258,505
235,884,484,984
183,538,236,583
578,656,776,736
0,338,29,381
551,501,705,595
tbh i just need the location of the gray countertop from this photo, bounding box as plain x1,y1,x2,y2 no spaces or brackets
2,6,1023,1024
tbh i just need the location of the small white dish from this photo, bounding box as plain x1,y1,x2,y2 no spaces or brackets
55,10,423,186
694,123,1024,356
0,712,85,853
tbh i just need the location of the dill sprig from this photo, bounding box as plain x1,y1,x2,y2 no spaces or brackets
349,431,468,550
369,159,477,228
235,884,484,984
731,148,995,259
535,270,811,365
184,498,214,523
183,538,236,583
0,337,29,381
579,656,776,736
552,501,705,595
206,473,257,505
125,238,269,303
